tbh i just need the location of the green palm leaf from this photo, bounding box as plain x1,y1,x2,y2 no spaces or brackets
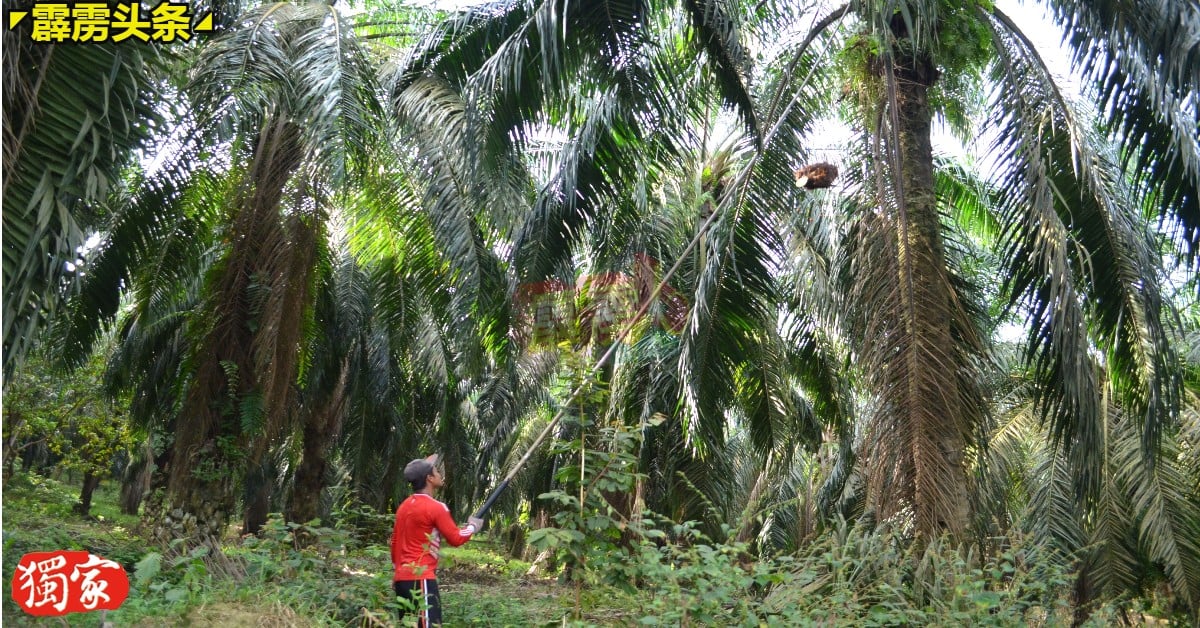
985,10,1182,499
3,33,167,375
1044,1,1200,261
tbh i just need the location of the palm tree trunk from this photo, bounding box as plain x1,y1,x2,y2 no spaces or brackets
165,116,305,544
882,37,971,538
287,358,350,525
3,410,24,487
162,431,242,541
139,442,172,529
119,439,155,515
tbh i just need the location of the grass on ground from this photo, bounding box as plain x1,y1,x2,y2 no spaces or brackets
2,472,619,627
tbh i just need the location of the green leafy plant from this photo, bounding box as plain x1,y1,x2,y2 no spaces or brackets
3,354,135,516
530,412,644,550
231,514,396,622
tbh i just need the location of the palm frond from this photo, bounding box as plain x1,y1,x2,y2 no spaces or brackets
985,11,1182,496
683,0,759,143
1111,406,1200,609
388,75,513,365
1040,0,1200,264
471,350,559,498
1041,0,1200,255
983,12,1102,491
3,35,167,375
678,140,781,456
52,126,213,367
398,0,767,289
1000,358,1200,616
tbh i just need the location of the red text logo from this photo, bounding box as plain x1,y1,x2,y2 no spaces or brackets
11,551,129,616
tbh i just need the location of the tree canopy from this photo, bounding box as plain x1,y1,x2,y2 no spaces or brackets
3,0,1198,621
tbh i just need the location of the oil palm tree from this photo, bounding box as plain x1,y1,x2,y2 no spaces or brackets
140,1,387,539
672,0,1197,547
51,2,503,537
313,235,476,519
405,0,1198,553
980,341,1200,619
842,0,1191,538
392,0,788,520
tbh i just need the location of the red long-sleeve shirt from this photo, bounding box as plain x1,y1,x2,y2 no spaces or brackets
390,493,474,581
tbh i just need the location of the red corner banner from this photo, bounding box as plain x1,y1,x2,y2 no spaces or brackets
12,551,129,616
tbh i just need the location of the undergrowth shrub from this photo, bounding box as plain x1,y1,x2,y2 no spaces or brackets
231,515,399,622
439,544,531,581
329,503,394,544
2,473,148,621
526,422,1101,626
539,509,1103,626
761,522,1110,626
129,544,219,607
117,515,399,624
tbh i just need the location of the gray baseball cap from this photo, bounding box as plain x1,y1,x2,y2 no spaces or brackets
403,454,440,483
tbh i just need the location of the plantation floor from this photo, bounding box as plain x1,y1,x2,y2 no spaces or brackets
4,472,1187,626
0,473,623,627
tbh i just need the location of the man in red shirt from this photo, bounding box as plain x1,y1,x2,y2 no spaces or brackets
391,454,482,627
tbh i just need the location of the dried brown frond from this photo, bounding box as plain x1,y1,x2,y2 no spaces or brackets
170,117,306,512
